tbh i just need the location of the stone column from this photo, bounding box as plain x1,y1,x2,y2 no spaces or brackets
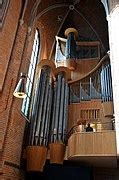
107,0,119,155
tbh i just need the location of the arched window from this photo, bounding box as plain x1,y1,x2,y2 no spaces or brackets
21,29,40,119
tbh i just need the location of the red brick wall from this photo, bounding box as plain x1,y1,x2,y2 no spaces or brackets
0,0,36,178
0,0,22,91
0,24,27,179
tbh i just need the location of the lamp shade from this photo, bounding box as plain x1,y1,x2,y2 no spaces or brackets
13,73,27,99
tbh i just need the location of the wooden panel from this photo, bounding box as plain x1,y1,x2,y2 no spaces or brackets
102,132,117,154
67,131,117,158
49,143,66,164
85,133,93,154
102,101,114,117
26,146,47,172
77,133,85,154
93,132,102,154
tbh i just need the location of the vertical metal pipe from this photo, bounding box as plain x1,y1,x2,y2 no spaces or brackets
65,32,77,59
29,82,40,145
50,83,58,143
37,68,52,145
34,69,47,145
57,77,65,141
90,74,93,99
108,64,113,101
98,69,102,99
54,73,62,141
43,84,53,146
62,83,69,143
80,81,82,101
37,74,50,146
50,71,69,144
106,64,110,101
101,64,105,101
102,66,106,101
28,69,44,145
103,64,108,101
90,76,92,99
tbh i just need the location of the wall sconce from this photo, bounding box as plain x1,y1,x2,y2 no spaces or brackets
13,73,27,99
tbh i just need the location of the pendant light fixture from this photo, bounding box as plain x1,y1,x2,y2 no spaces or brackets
13,73,27,99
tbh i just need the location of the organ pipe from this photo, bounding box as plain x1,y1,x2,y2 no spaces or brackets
34,69,47,145
50,71,69,143
49,67,71,164
58,76,65,141
43,84,52,146
26,60,55,172
37,67,52,146
69,59,113,103
65,28,78,70
28,69,44,146
54,73,62,141
62,83,69,143
101,61,113,102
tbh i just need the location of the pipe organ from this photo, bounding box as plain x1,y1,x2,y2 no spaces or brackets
26,61,71,171
25,27,115,171
69,58,113,104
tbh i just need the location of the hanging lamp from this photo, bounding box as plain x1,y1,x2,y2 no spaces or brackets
13,73,27,99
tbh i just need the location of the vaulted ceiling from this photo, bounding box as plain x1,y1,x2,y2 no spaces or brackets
23,0,109,57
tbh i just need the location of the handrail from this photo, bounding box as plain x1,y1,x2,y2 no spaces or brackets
68,121,115,138
68,54,109,84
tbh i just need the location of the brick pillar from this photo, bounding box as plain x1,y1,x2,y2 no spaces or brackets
0,21,30,179
107,1,119,155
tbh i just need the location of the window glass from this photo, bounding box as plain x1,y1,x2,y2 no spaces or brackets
21,29,40,119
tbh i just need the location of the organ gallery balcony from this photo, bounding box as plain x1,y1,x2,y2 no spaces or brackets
67,127,117,168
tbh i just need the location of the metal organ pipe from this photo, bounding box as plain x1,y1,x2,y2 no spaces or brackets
51,83,58,143
49,67,70,164
106,64,110,101
108,64,113,101
50,72,69,144
101,64,105,102
62,83,69,143
101,61,113,102
58,76,65,141
37,67,52,146
43,84,52,146
28,69,44,146
26,60,55,172
54,73,62,141
65,28,78,70
65,32,77,59
105,66,108,101
34,69,47,145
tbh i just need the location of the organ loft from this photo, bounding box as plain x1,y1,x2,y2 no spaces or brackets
0,0,119,179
